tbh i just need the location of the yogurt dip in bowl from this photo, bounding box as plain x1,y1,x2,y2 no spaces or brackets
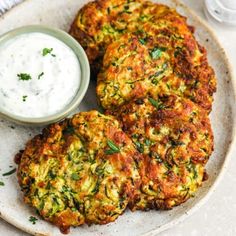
0,25,90,125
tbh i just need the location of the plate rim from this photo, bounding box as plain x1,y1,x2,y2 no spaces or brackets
0,0,235,235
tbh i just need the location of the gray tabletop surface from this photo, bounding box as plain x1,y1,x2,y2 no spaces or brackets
0,0,236,235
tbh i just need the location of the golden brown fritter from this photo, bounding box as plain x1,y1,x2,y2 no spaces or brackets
108,95,214,210
96,33,172,109
141,12,216,111
16,111,141,232
96,30,216,112
69,0,171,75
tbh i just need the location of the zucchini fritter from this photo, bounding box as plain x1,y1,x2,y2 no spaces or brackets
109,95,213,209
97,31,216,112
69,0,172,75
16,111,141,231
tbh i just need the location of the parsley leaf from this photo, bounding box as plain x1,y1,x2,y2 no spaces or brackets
150,47,162,59
29,216,38,225
138,38,147,45
0,181,4,186
105,139,120,154
148,97,165,110
2,168,16,176
17,73,32,81
42,48,53,56
22,95,28,102
144,139,151,146
37,72,44,80
42,48,56,57
134,141,144,153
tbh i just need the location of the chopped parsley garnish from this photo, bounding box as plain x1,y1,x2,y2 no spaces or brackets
22,95,28,102
134,141,144,153
17,73,32,81
150,47,162,59
38,72,44,80
0,181,4,186
42,48,56,57
138,38,147,45
148,97,165,110
144,139,151,146
105,139,120,155
2,168,16,176
29,216,38,225
42,47,52,56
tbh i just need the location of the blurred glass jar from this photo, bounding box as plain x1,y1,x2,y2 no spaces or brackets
204,0,236,26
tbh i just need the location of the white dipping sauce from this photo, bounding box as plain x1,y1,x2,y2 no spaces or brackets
0,33,81,118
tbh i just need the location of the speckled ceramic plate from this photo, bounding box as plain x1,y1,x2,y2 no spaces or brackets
0,0,235,236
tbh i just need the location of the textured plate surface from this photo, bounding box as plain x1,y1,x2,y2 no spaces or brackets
0,0,235,236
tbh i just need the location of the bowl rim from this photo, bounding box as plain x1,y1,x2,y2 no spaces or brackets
0,24,90,126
